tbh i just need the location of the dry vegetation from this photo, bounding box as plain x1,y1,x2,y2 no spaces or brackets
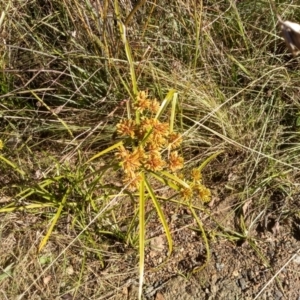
1,0,300,299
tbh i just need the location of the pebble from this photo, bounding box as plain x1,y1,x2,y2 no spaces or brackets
216,263,224,271
293,254,300,264
247,269,255,281
238,278,247,291
274,290,283,300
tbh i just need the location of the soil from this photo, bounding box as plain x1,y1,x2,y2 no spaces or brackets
1,163,300,300
119,182,300,300
142,236,300,300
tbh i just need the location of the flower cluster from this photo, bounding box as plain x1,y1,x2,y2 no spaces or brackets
180,168,211,203
115,91,184,191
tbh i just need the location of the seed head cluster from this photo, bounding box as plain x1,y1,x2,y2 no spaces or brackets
116,91,184,191
180,168,211,203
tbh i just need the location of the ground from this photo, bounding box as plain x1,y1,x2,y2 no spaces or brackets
2,175,299,300
122,186,300,300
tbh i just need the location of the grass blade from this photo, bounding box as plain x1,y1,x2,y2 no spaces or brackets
38,187,70,252
159,170,190,189
30,90,74,138
114,0,137,95
138,172,146,300
169,92,178,133
189,205,210,274
155,89,176,120
198,151,224,172
145,177,173,256
86,141,123,163
0,154,25,176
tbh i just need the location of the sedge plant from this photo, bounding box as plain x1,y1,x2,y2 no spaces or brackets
85,2,221,298
87,88,218,299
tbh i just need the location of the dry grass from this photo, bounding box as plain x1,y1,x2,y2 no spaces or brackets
1,0,300,299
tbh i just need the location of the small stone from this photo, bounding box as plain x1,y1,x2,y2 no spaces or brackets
293,254,300,264
216,263,224,271
150,235,165,252
43,275,52,285
210,284,217,295
122,286,128,296
66,266,74,275
149,251,156,258
211,274,218,285
238,278,247,291
274,290,283,300
247,269,255,281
